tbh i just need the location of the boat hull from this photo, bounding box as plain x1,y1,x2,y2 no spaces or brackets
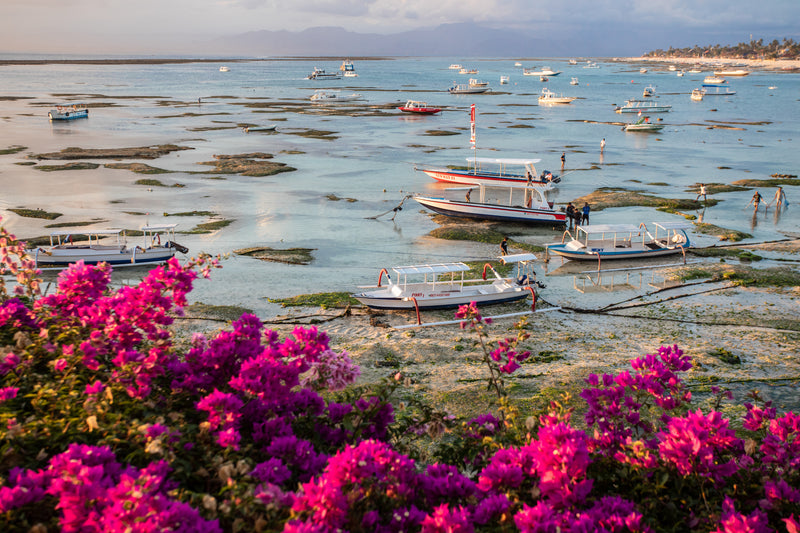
546,241,690,261
48,109,88,120
616,106,671,113
398,107,441,115
624,125,664,132
32,246,176,268
352,287,531,310
415,196,566,225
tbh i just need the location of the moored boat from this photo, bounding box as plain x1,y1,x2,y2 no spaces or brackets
500,75,510,84
310,90,362,102
449,64,463,70
469,78,489,87
713,69,749,77
545,222,691,262
340,59,358,76
398,100,441,115
570,77,579,85
642,85,656,97
30,225,187,269
219,66,230,72
524,67,562,77
48,103,89,121
459,68,479,74
417,157,559,188
538,88,576,104
623,116,664,132
351,254,542,310
306,67,341,80
449,84,489,94
615,99,671,113
702,86,736,96
691,88,705,101
414,183,565,225
703,76,727,86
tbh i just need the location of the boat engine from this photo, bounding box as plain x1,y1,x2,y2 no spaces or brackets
166,241,189,254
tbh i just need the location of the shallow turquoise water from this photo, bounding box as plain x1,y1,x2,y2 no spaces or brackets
0,57,797,315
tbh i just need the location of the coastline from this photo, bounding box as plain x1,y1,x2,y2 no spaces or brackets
629,56,800,70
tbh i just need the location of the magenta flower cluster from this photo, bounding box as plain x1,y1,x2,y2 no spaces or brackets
0,444,220,532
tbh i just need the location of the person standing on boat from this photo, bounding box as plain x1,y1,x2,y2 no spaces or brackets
465,188,472,202
500,236,509,256
581,202,590,224
696,183,708,202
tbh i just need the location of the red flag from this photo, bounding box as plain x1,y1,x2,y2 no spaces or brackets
469,104,476,148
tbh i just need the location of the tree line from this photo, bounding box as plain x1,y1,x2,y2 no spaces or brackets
644,38,799,59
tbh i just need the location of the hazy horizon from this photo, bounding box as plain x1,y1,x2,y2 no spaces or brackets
3,1,799,57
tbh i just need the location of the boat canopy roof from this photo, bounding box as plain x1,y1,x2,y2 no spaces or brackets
49,228,122,236
500,253,537,264
652,221,692,230
468,157,542,165
141,224,178,232
392,263,470,275
578,224,641,234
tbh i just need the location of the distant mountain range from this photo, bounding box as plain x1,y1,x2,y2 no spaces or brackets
203,23,598,58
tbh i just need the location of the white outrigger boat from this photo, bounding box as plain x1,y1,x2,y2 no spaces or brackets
544,222,691,262
414,183,566,225
30,224,188,269
615,100,672,113
448,83,490,94
310,90,362,103
352,253,542,310
417,157,559,188
48,103,88,120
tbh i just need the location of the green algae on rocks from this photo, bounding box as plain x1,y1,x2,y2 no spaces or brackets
235,247,315,265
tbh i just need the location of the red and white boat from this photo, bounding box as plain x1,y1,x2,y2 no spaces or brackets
414,183,566,226
398,100,441,115
416,157,558,188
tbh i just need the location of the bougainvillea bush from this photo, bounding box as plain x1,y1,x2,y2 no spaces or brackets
0,222,798,533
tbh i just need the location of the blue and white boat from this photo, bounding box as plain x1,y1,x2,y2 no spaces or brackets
48,103,88,120
545,222,691,261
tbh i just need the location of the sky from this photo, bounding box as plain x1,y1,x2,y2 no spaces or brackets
2,0,799,56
